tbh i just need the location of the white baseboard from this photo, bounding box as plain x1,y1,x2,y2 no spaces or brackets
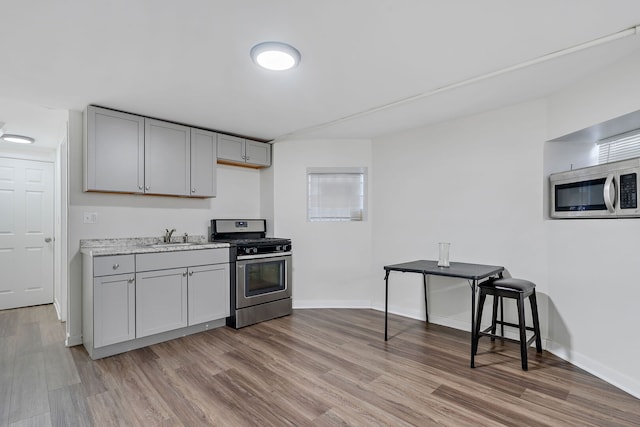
53,299,62,321
546,341,640,399
65,333,82,347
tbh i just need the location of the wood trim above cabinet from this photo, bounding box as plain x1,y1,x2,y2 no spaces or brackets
217,159,267,169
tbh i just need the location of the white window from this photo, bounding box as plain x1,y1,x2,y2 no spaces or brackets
598,129,640,164
307,167,367,221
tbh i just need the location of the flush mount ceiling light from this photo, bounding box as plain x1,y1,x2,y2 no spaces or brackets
1,134,35,144
250,41,301,71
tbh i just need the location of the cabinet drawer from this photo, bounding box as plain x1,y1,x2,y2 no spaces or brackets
94,255,135,276
136,248,229,272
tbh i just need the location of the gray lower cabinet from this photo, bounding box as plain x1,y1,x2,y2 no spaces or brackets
217,134,271,167
93,273,136,347
136,267,188,338
83,254,136,353
82,247,230,359
188,264,230,325
135,249,230,335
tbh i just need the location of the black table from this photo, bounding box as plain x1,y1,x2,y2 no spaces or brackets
383,260,504,368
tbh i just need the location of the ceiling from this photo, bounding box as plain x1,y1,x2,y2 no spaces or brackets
2,1,640,149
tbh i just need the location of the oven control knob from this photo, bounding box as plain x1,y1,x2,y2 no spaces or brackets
276,245,282,251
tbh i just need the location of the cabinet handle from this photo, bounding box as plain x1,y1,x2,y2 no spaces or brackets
182,272,187,277
112,263,119,270
145,186,150,191
191,188,196,193
128,277,134,283
245,156,250,161
138,185,143,190
188,271,193,276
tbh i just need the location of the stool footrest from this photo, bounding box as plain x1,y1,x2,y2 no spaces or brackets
479,325,538,347
495,320,537,333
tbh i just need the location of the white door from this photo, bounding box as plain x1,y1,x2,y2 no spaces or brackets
0,157,54,310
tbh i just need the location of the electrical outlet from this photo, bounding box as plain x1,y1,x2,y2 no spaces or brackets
83,212,98,224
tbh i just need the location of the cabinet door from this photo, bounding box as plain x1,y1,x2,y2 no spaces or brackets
217,134,245,163
85,106,144,193
245,140,271,166
188,264,230,325
190,128,217,197
144,118,191,196
136,268,188,338
94,273,135,347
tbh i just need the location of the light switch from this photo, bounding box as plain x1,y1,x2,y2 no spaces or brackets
83,212,98,224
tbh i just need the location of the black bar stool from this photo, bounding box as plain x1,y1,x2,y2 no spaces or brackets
473,278,542,370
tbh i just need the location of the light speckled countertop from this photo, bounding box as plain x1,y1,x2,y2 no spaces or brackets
80,236,230,256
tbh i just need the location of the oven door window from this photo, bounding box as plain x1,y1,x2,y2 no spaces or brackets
245,260,285,297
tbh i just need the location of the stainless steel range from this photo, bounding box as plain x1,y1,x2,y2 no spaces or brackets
210,219,292,328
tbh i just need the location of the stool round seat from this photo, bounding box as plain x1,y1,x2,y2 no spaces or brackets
474,277,542,370
482,278,535,293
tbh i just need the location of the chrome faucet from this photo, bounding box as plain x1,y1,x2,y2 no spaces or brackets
164,228,176,243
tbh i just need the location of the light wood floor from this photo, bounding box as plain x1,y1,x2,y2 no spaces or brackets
1,305,639,426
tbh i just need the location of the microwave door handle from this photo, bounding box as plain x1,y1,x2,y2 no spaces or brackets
603,174,616,213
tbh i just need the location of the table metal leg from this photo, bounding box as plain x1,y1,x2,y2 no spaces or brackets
384,270,390,341
470,279,477,368
423,273,429,323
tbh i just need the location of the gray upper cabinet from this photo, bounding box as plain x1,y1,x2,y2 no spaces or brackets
218,134,271,167
84,106,144,193
190,128,217,197
144,118,191,196
245,140,271,166
217,134,245,163
84,105,265,196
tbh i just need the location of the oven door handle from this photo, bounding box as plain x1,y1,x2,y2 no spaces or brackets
237,252,292,260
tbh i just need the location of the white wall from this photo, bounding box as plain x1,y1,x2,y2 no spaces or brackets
271,139,373,308
548,50,640,141
66,111,263,344
372,100,549,334
370,51,640,398
271,49,640,397
543,50,640,397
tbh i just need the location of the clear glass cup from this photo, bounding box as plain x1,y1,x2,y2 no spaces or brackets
438,242,450,267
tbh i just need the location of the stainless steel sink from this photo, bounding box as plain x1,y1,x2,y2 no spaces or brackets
146,242,201,248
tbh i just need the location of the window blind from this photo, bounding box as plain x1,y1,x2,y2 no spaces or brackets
598,129,640,164
307,168,366,221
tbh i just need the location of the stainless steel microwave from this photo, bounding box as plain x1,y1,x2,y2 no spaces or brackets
550,157,640,218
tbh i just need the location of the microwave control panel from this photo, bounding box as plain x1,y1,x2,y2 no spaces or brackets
620,173,637,209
